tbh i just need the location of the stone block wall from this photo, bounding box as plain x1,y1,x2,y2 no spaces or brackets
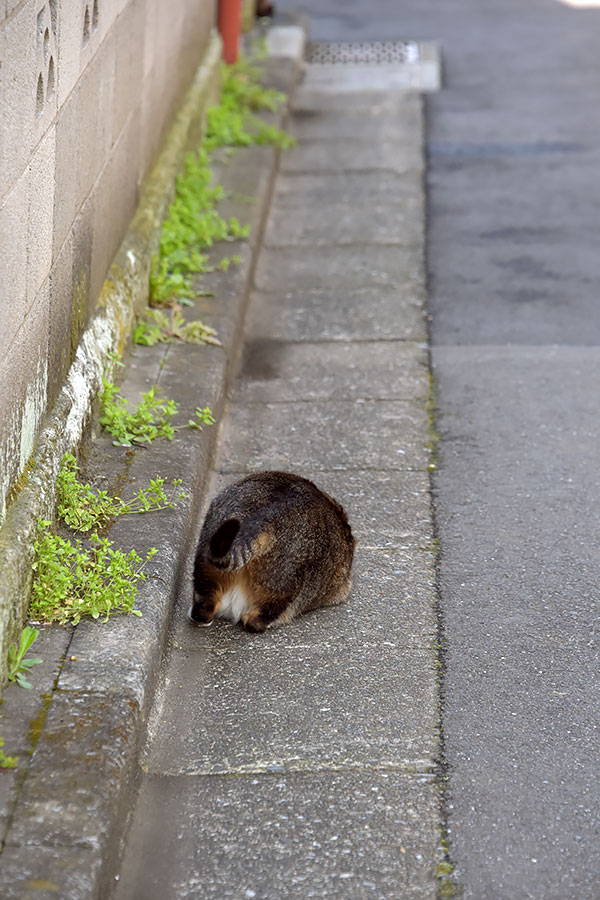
0,0,216,522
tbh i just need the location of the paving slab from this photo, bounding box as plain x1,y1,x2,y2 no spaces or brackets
254,244,424,293
172,545,437,653
300,57,440,95
303,468,434,549
281,88,423,174
211,144,279,249
0,626,72,843
144,638,437,776
265,171,423,247
53,565,175,704
114,771,439,900
289,95,422,139
237,339,429,402
5,690,138,851
0,844,101,900
1,690,139,900
245,286,427,342
219,399,430,473
281,135,423,174
292,86,420,112
189,239,256,350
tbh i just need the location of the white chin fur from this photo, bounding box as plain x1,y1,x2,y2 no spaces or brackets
216,584,250,624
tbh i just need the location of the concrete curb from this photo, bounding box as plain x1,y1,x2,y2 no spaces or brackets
0,35,304,900
0,32,223,685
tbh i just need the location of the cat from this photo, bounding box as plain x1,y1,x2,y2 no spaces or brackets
190,471,355,632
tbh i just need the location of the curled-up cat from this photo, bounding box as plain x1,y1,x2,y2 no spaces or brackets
189,471,355,632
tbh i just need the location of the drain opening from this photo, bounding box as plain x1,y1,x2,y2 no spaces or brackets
306,40,421,65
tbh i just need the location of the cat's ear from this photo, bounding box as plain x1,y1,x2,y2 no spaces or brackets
209,518,240,558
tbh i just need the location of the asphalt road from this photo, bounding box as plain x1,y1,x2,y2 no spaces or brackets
278,0,600,897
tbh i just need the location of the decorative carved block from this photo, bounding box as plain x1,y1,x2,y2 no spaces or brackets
82,0,100,47
35,1,58,116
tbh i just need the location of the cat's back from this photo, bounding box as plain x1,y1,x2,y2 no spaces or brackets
200,471,353,557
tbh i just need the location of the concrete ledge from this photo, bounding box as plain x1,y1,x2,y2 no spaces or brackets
0,33,303,900
0,31,222,685
267,25,307,60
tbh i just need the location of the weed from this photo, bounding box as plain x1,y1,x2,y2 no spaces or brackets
105,350,125,372
216,254,242,272
31,521,156,625
133,307,220,347
6,627,43,689
57,453,185,533
436,823,457,896
99,378,179,446
99,379,214,447
149,258,197,308
426,372,440,470
204,58,294,152
148,53,293,315
0,739,17,769
189,406,215,429
422,537,441,557
149,149,249,310
437,862,455,877
6,458,36,507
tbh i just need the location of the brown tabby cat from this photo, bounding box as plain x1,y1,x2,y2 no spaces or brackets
189,471,355,632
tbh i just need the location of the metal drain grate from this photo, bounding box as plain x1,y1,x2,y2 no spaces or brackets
306,40,421,65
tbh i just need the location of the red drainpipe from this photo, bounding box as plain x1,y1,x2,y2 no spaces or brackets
218,0,241,64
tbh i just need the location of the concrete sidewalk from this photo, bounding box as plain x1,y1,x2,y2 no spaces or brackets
113,68,443,898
